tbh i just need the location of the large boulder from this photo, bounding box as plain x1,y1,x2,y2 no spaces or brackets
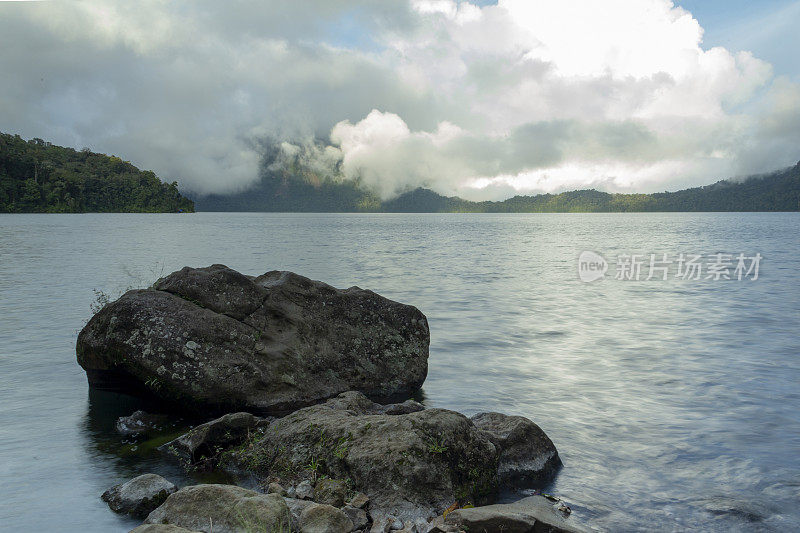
470,412,561,488
77,265,429,414
222,392,499,529
444,495,585,533
102,473,177,518
144,484,291,533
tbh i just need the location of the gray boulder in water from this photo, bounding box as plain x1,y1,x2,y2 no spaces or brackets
443,494,586,533
76,265,429,414
101,473,177,518
470,412,561,488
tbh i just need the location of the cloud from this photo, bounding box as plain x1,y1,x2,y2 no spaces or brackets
0,0,797,198
0,0,421,194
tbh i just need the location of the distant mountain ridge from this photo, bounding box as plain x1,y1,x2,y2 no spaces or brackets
196,161,800,212
3,130,796,213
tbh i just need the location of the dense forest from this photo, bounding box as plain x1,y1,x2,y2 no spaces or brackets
0,133,194,213
197,159,800,213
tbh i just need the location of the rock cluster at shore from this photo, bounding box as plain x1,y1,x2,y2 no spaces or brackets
79,266,586,532
124,482,579,533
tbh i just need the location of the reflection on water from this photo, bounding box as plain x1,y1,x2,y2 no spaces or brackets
1,212,799,532
81,389,185,472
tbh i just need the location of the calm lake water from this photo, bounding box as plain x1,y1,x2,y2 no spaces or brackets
1,212,799,532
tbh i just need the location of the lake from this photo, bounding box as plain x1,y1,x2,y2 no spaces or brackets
1,212,798,532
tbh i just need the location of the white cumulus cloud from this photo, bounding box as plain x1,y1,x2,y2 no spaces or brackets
0,0,797,198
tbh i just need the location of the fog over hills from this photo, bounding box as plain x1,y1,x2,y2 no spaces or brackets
195,160,800,212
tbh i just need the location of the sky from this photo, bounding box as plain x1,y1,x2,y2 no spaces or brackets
0,0,798,200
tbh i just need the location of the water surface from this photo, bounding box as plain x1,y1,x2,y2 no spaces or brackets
1,212,798,531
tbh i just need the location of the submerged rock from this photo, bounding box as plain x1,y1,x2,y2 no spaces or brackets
115,410,171,438
160,412,269,464
470,412,561,488
144,484,291,533
223,392,499,529
77,265,430,415
102,473,177,518
444,495,585,533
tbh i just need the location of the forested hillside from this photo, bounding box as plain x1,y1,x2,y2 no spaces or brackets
0,133,194,213
198,161,800,212
6,130,795,214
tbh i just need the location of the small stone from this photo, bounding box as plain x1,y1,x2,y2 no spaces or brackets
426,525,461,533
299,503,354,533
101,473,177,518
348,492,370,509
342,505,368,530
287,485,297,498
383,400,425,415
370,519,391,533
268,482,288,496
371,514,403,533
296,479,315,500
314,478,347,507
284,497,318,531
129,525,198,533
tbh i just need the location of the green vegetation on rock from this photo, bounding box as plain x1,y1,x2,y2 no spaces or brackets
0,132,194,213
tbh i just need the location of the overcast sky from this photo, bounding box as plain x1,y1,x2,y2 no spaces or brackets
1,0,798,199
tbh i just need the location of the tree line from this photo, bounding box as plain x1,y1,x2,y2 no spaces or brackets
198,161,800,212
0,132,194,213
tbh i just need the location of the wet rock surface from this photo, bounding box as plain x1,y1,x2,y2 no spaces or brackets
222,392,499,528
144,484,291,533
77,265,430,415
444,495,585,533
101,473,177,518
470,412,561,488
115,410,172,438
